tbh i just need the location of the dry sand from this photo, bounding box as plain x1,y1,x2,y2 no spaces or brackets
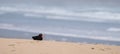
0,38,120,54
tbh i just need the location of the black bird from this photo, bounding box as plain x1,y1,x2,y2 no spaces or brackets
32,33,43,40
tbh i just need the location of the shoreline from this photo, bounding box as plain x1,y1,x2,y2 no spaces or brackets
0,36,120,46
0,29,120,46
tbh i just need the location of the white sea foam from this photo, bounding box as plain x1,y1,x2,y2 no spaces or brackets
107,27,120,32
0,6,120,22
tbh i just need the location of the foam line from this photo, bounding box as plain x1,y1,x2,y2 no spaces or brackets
0,6,120,22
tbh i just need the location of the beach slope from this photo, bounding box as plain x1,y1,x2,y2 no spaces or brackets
0,38,120,54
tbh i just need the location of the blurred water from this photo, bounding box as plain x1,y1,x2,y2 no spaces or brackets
0,0,120,43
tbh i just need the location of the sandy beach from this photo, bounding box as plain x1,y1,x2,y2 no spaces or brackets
0,38,120,54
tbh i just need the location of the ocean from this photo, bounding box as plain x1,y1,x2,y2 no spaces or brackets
0,0,120,45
